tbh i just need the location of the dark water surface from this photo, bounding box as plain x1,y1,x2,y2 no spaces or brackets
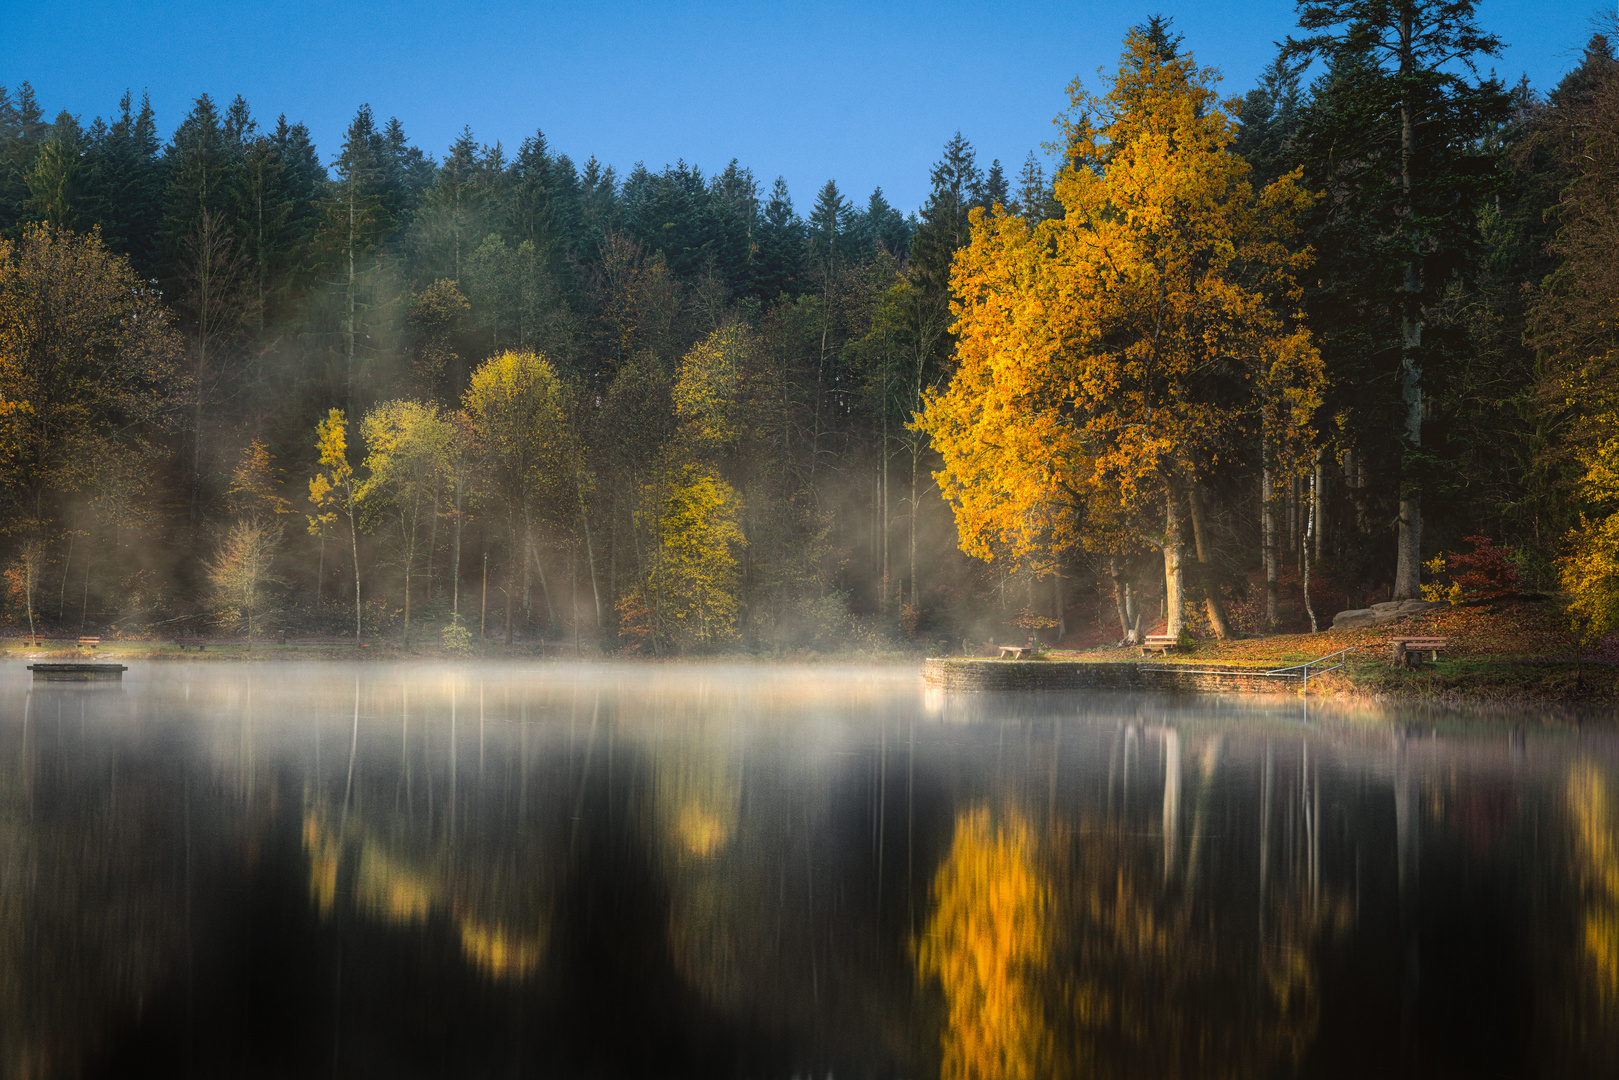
4,662,1618,1078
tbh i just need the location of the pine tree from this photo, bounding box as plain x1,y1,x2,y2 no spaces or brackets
752,176,804,300
1287,0,1510,597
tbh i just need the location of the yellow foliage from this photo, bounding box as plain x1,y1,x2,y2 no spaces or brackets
1561,419,1619,640
919,31,1321,566
308,408,356,519
673,323,753,450
1569,763,1619,1001
227,438,290,520
303,807,548,982
916,805,1054,1080
205,519,281,641
462,349,570,534
636,461,746,650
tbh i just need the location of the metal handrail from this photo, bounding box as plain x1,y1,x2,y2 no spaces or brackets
1264,647,1356,694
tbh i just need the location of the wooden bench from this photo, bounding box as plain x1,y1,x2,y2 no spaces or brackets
77,636,100,649
1140,635,1178,656
170,637,208,650
1391,637,1447,668
997,645,1039,659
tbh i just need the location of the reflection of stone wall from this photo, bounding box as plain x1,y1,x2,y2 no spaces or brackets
923,659,1304,695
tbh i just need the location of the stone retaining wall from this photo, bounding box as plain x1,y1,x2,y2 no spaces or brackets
922,658,1304,695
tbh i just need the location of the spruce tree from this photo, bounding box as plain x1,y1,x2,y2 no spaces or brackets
1287,0,1509,597
752,176,804,300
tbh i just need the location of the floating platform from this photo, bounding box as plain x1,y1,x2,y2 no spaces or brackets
922,659,1308,695
27,663,128,681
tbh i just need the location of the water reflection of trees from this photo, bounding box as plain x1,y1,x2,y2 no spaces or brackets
0,691,188,1079
301,798,552,981
917,725,1351,1079
1540,759,1619,1070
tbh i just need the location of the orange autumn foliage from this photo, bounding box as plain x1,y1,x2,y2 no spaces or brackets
920,31,1322,567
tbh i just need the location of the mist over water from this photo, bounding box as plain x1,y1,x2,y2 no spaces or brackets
2,663,1616,1077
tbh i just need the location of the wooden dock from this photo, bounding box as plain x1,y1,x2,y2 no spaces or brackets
27,663,128,681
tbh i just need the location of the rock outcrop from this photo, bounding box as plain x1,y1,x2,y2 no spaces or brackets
1331,599,1444,630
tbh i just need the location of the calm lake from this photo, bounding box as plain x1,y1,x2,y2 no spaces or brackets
4,662,1617,1078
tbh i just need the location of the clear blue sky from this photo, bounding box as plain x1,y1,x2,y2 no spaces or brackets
3,0,1596,213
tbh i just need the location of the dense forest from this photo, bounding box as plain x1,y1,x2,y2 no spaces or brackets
3,3,1618,653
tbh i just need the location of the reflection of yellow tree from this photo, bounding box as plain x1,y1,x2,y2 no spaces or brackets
1569,763,1619,1001
916,805,1054,1080
301,805,547,981
918,789,1342,1079
657,742,750,1009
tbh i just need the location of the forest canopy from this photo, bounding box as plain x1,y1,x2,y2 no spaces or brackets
0,4,1615,651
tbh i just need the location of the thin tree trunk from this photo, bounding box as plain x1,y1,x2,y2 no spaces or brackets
908,438,919,615
1052,573,1065,641
526,537,556,627
1262,462,1279,632
1303,471,1319,633
426,488,440,601
1188,485,1233,639
1110,561,1132,641
881,390,890,618
1312,450,1326,566
346,181,356,406
1394,9,1424,600
451,479,463,616
58,532,72,622
349,503,361,643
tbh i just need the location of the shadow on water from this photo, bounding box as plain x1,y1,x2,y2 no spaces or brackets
0,662,1615,1078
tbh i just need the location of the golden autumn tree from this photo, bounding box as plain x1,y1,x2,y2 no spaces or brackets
632,462,746,654
462,349,570,643
359,400,451,641
0,224,185,558
920,31,1322,638
308,408,363,642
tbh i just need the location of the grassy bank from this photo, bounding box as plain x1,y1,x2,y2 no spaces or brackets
1043,596,1619,705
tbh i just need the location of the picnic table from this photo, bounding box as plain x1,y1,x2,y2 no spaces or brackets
997,645,1039,659
1140,635,1178,656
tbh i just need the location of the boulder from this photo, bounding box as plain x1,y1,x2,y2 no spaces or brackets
1332,597,1446,630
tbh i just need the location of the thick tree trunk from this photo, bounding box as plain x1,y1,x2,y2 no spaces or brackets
1163,489,1185,639
1262,463,1279,631
1188,485,1233,639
